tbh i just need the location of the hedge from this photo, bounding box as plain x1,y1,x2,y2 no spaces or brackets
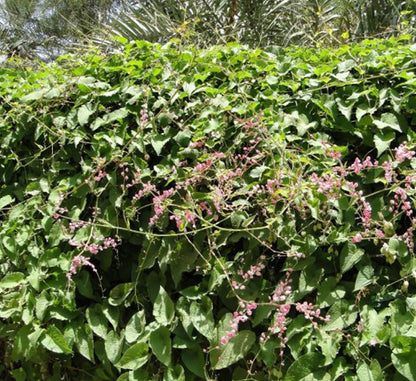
1,35,416,380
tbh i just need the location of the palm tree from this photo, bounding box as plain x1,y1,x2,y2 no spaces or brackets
100,0,415,49
0,0,120,60
101,0,299,48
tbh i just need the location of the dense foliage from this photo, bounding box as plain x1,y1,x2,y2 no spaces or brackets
2,36,416,380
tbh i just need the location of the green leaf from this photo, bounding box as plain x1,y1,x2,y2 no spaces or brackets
149,326,171,366
12,325,42,359
91,108,129,130
250,165,268,179
41,326,72,354
74,324,94,362
374,131,395,156
284,353,326,381
103,302,120,330
153,286,175,326
106,107,129,123
357,360,383,381
266,75,278,85
183,81,196,96
373,113,402,132
86,304,108,339
340,242,364,273
391,336,416,381
0,195,14,210
164,364,185,381
105,330,124,364
354,264,375,291
109,283,134,306
170,240,197,286
75,270,94,299
0,272,25,289
116,342,150,370
389,238,408,259
35,291,51,321
406,296,416,310
151,135,170,156
77,104,94,125
211,331,255,370
330,357,352,380
324,300,358,331
125,311,146,343
356,103,373,121
182,346,205,378
21,89,47,102
190,297,216,342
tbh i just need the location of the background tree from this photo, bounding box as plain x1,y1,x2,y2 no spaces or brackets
0,0,120,59
102,0,416,49
1,0,415,60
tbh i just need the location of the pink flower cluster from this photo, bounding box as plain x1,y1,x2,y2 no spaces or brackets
53,192,67,219
345,181,363,198
184,209,196,226
221,266,331,366
349,157,378,175
234,137,264,168
94,170,107,182
198,202,212,216
295,302,330,328
260,303,291,362
375,229,385,239
67,255,97,282
394,143,415,162
221,302,257,345
383,160,393,183
189,141,205,149
132,181,157,201
389,187,413,216
326,148,342,160
140,108,148,123
360,197,372,228
68,236,119,254
271,270,292,303
149,189,175,226
66,235,119,282
403,227,415,252
193,160,212,172
311,173,341,199
232,258,266,290
240,116,260,133
69,220,88,233
405,174,416,189
218,168,243,183
241,263,266,280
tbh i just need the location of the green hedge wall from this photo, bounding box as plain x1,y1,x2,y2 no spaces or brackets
1,35,416,380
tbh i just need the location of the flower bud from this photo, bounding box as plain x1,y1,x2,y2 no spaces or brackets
383,221,395,237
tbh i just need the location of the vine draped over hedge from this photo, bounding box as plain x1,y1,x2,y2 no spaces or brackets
2,36,416,380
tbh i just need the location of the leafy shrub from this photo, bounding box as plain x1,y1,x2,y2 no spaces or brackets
1,35,416,380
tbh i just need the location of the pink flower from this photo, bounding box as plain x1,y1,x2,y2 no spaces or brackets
375,229,385,239
382,160,393,183
394,143,415,162
140,108,148,123
94,170,107,182
351,233,363,243
360,198,372,227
